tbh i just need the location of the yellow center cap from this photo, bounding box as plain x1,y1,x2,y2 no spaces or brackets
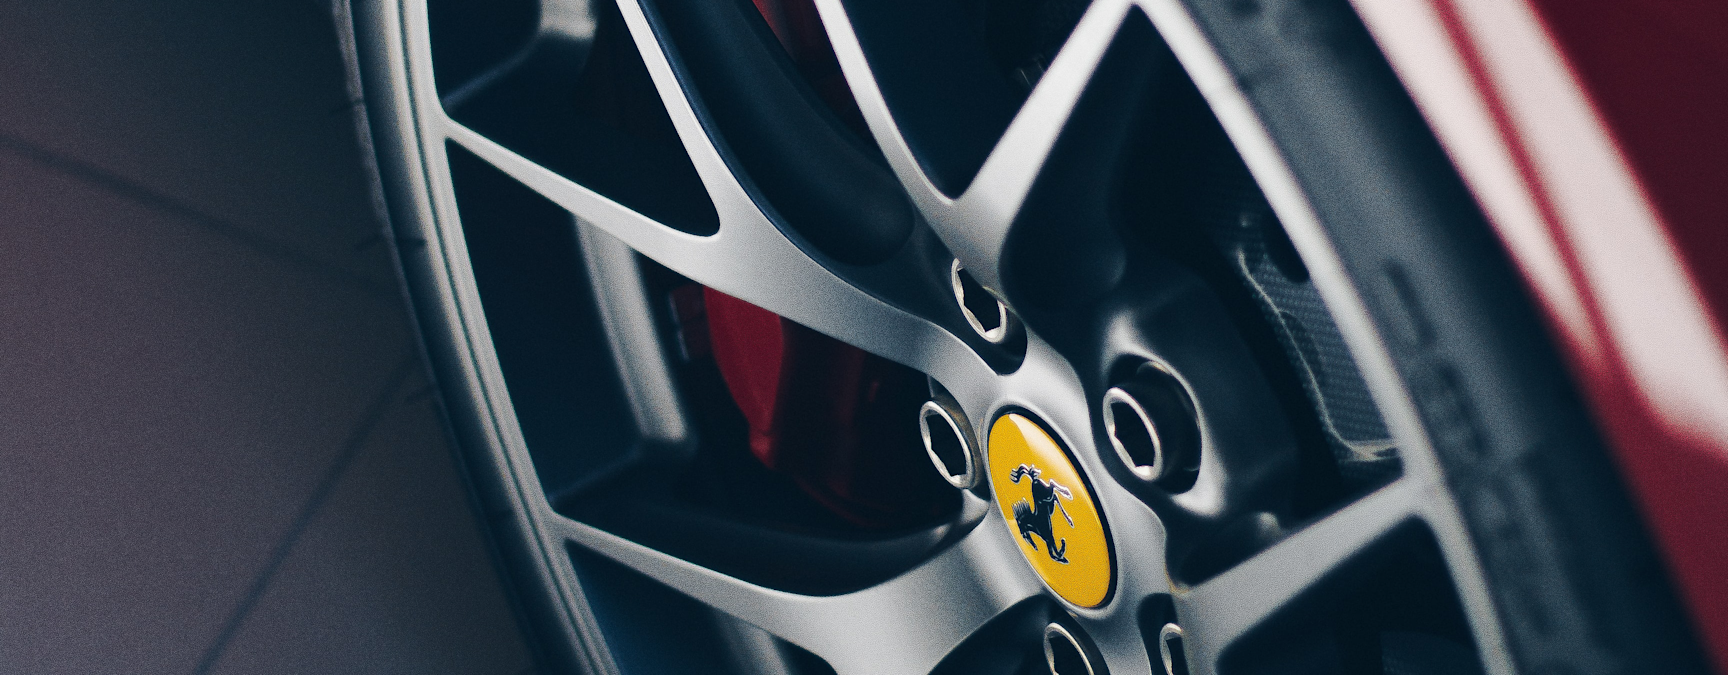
987,413,1113,607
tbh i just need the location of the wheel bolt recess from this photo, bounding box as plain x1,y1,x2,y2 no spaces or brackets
1102,363,1201,492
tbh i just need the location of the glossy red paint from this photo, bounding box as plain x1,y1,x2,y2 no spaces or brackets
1359,0,1728,668
703,287,952,529
1528,0,1728,329
1522,2,1728,669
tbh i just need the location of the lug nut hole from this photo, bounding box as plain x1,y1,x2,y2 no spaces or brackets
1104,391,1162,477
1102,364,1200,490
952,260,1009,343
920,401,977,489
1158,623,1189,675
1043,623,1095,675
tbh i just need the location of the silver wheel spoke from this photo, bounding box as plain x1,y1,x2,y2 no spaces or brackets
435,0,999,389
948,0,1133,291
1178,478,1427,674
808,0,946,216
813,0,1135,293
554,504,1042,675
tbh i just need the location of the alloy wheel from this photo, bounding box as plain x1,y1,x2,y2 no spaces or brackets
341,0,1700,672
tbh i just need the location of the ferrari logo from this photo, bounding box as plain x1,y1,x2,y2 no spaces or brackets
1009,464,1075,563
988,413,1114,608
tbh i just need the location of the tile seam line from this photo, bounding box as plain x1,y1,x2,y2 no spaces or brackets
189,355,421,675
0,130,395,301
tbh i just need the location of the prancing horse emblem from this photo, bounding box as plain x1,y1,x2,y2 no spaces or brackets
1010,463,1075,564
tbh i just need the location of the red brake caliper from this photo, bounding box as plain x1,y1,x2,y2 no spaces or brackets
689,0,946,528
702,288,951,528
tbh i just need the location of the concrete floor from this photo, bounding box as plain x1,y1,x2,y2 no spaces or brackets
0,1,539,672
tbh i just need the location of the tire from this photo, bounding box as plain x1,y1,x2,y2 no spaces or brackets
1178,2,1709,674
337,0,1710,672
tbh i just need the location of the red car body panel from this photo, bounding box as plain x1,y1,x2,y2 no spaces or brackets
1353,0,1728,670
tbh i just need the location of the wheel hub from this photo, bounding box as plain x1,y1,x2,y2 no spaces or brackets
987,412,1115,608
